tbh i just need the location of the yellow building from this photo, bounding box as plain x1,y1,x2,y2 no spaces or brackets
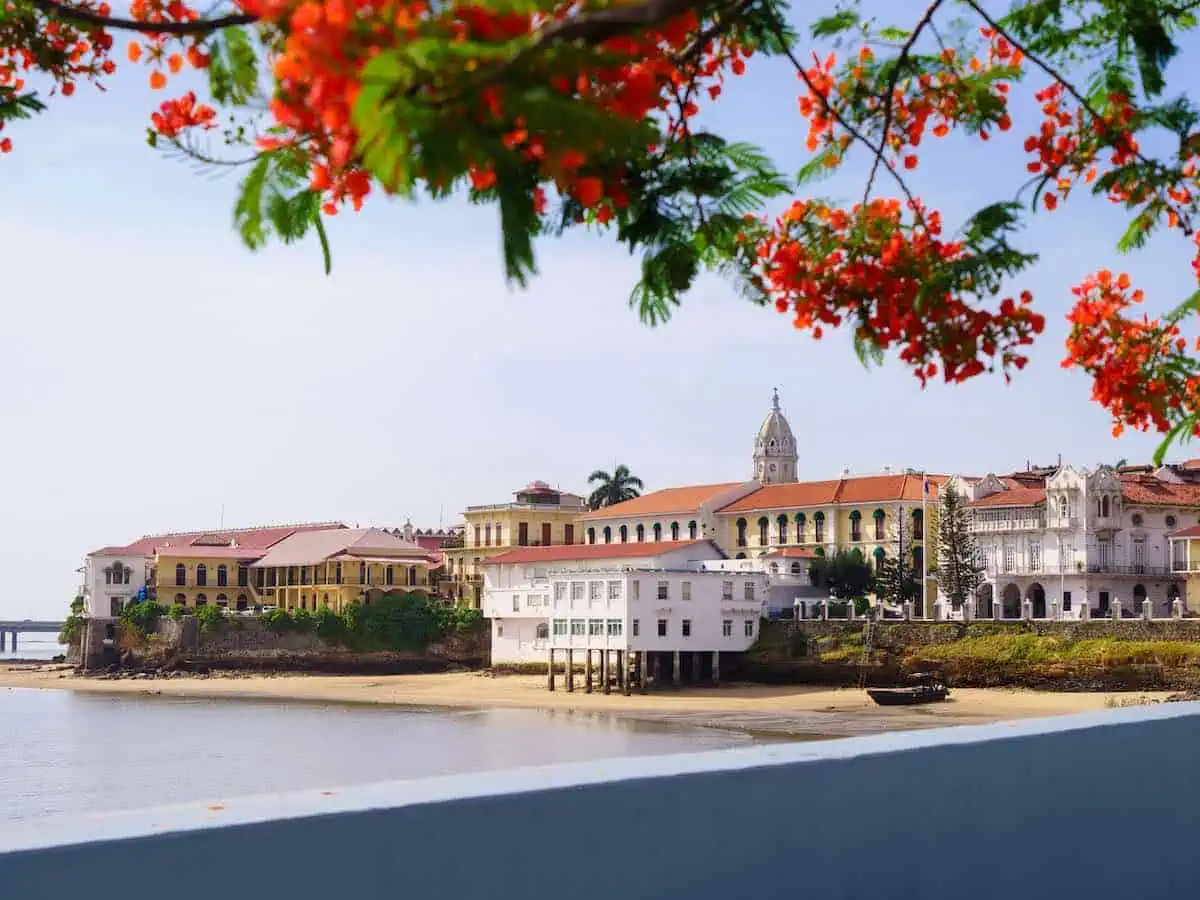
444,480,587,607
1169,525,1200,603
151,525,437,614
248,528,439,613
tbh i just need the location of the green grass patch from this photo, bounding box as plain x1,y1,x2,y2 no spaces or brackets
916,633,1200,667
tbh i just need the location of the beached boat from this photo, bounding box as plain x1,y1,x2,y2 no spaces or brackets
867,673,949,706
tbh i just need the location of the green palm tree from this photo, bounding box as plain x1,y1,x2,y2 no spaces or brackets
587,465,644,511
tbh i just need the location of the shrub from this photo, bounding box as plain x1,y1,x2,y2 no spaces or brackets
314,605,346,642
194,604,226,633
120,600,165,637
167,603,185,620
58,595,85,644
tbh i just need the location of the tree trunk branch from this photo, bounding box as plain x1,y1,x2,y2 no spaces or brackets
29,0,256,34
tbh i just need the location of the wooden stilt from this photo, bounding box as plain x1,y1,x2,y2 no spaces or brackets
566,649,575,692
602,649,610,694
547,648,555,692
585,649,593,693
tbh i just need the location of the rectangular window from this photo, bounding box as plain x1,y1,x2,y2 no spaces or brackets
1063,591,1072,611
722,619,732,637
1099,591,1111,614
570,582,585,606
744,619,755,638
632,619,640,637
589,581,603,604
607,580,622,601
552,619,568,636
1002,545,1015,573
512,595,520,612
851,520,861,542
874,516,885,540
681,581,692,601
607,620,623,637
526,594,538,608
518,522,529,546
474,525,481,546
570,619,586,636
554,582,567,607
1133,539,1147,573
564,524,574,545
1098,539,1113,569
1029,541,1042,573
657,580,669,600
744,581,756,601
657,619,667,637
542,523,552,546
631,581,640,601
681,619,692,637
589,619,604,636
721,580,733,601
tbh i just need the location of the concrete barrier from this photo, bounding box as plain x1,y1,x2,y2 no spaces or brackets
3,703,1200,899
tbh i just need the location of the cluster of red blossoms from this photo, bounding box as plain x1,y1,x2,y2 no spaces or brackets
754,197,1046,385
236,0,748,216
151,91,217,137
0,0,116,153
126,0,211,88
1063,270,1199,438
796,29,1021,169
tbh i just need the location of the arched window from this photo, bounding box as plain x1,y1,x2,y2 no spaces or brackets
216,594,228,607
619,525,628,543
912,509,924,539
814,512,825,543
849,510,862,542
603,526,612,544
873,508,885,540
587,527,596,544
851,547,864,562
175,563,186,586
196,564,207,587
386,565,394,585
670,522,680,541
736,518,748,547
1058,495,1068,518
174,593,186,605
777,514,788,544
236,594,249,611
636,524,645,542
484,524,492,546
757,517,769,546
795,512,806,543
688,520,698,540
125,566,133,584
536,623,549,640
653,523,662,541
874,546,886,571
217,565,228,587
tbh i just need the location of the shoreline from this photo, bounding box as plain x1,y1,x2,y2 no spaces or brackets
0,665,1173,738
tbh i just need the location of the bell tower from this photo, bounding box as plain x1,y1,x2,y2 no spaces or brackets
753,388,798,484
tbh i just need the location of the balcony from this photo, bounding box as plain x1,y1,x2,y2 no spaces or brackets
987,562,1172,577
971,515,1046,533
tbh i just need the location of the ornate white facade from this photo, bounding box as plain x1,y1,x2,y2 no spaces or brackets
970,464,1189,618
753,388,797,484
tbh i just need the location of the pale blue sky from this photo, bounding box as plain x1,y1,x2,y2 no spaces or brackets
3,3,1198,618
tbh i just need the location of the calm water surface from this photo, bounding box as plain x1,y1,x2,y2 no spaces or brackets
2,635,67,661
1,687,759,822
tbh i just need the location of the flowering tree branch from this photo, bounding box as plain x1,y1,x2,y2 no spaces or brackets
28,0,256,33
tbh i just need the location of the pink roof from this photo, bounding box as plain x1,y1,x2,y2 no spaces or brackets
89,522,347,557
252,528,434,568
155,546,269,559
482,539,719,565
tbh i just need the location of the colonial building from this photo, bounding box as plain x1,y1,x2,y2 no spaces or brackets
83,522,345,618
481,540,733,664
443,480,587,607
577,391,951,612
248,528,440,613
971,462,1200,618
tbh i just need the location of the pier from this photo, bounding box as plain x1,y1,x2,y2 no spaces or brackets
0,621,63,655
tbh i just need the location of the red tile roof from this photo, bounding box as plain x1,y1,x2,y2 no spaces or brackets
155,546,269,559
578,484,746,520
1120,476,1200,507
969,487,1047,508
89,522,347,557
719,473,952,514
481,539,719,565
1168,524,1200,539
762,547,819,559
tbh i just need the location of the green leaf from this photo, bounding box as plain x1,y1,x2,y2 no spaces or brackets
314,214,332,275
234,154,271,250
811,9,860,38
206,26,259,106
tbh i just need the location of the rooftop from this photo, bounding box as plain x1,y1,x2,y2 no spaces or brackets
251,528,434,568
578,483,747,521
481,539,721,565
89,522,347,557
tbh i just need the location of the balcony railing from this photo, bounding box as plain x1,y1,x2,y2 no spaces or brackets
971,516,1046,532
987,562,1172,577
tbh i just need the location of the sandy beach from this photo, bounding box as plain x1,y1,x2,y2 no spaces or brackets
0,666,1172,738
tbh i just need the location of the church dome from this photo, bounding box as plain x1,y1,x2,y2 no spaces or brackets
753,389,798,484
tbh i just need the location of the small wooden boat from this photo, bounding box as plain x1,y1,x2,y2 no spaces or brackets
867,673,949,706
